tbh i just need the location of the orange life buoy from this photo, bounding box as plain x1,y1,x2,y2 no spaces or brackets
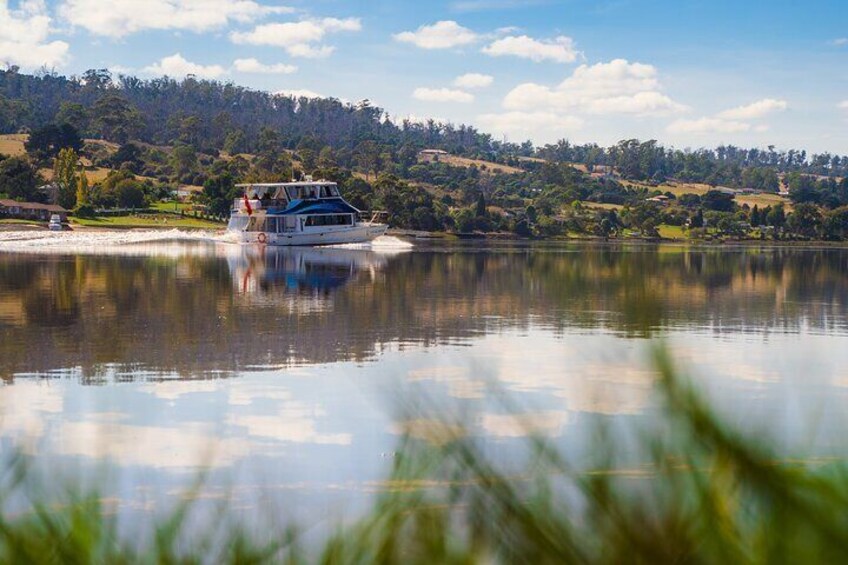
257,232,267,244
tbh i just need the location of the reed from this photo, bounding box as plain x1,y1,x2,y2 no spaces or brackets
2,346,847,563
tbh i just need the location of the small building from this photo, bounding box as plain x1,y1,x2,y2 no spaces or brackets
0,199,68,221
418,149,449,163
646,195,670,205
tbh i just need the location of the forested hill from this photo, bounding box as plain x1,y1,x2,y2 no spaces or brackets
1,67,847,184
0,68,494,158
5,67,848,243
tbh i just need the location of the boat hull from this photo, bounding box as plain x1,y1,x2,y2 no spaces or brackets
233,223,388,246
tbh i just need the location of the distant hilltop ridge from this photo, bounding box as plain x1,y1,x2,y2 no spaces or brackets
0,67,846,181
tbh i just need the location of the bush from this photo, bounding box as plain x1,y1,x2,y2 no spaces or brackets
72,203,96,218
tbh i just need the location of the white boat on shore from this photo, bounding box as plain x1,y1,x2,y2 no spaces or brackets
227,179,388,246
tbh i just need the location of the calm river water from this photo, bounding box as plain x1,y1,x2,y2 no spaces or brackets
2,234,848,531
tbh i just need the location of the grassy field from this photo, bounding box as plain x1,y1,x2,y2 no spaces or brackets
0,134,27,156
71,214,222,230
582,201,624,211
150,200,196,213
421,154,524,175
0,218,44,226
655,181,793,210
658,223,686,239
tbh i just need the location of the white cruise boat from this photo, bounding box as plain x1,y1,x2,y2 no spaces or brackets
227,180,388,246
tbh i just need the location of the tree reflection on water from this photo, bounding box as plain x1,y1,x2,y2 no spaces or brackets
1,243,848,380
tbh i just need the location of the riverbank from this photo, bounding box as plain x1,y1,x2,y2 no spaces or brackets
4,221,848,249
387,228,848,249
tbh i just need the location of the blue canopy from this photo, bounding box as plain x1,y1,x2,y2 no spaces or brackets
268,198,360,216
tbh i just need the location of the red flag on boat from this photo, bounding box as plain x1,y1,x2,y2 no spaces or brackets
243,193,253,216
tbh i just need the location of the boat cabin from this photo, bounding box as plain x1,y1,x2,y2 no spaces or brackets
234,181,342,213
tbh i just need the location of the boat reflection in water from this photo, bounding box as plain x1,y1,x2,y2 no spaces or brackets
227,244,392,296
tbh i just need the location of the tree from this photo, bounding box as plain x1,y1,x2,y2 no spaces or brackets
0,156,42,201
787,173,820,204
823,206,848,241
110,143,143,173
114,179,146,208
354,140,380,179
75,169,90,208
786,203,822,238
55,102,90,134
715,215,747,238
25,123,83,161
223,130,247,155
690,209,704,228
453,207,475,232
169,144,198,182
766,204,786,228
203,173,235,217
514,218,532,237
475,192,487,217
318,146,337,169
53,148,79,209
702,190,736,212
750,205,761,227
92,94,142,143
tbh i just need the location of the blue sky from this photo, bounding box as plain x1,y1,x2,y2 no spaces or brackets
2,0,847,153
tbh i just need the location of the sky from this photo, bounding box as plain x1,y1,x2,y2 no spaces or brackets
1,0,847,154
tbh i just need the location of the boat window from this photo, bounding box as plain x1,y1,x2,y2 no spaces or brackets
305,214,353,227
267,217,279,233
320,185,336,198
329,186,340,197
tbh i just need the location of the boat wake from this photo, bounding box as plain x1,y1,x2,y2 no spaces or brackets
0,229,222,255
330,235,414,252
0,230,412,256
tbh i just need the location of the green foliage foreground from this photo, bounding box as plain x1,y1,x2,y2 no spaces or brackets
2,348,848,563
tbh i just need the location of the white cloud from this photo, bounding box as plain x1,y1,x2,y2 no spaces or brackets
668,98,787,136
233,57,297,74
0,0,69,68
502,59,686,116
393,20,478,49
838,100,848,110
60,0,293,38
717,98,788,120
831,38,848,46
57,421,249,469
453,72,493,89
666,117,751,134
0,381,63,443
479,411,569,438
477,111,583,138
413,87,474,103
482,35,579,63
143,53,227,79
275,88,323,99
227,402,351,445
137,379,219,400
230,17,361,58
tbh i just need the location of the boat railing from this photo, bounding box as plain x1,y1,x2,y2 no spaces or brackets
361,211,388,225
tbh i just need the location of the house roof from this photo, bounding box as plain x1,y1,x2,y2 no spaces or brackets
0,199,67,212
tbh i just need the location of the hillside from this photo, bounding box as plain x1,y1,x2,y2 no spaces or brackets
1,68,847,241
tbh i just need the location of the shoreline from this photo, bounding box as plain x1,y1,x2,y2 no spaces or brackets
4,223,848,250
387,229,848,250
